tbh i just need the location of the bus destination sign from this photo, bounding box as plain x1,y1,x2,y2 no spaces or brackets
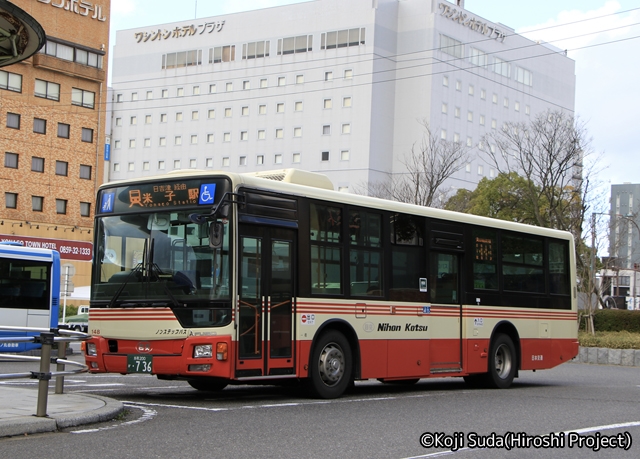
98,179,223,214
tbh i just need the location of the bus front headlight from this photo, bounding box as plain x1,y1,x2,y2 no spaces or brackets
193,344,212,358
86,342,97,356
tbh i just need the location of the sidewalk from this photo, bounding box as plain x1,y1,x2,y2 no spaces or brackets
0,386,123,438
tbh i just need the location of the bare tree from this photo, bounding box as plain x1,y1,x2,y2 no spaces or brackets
362,120,470,208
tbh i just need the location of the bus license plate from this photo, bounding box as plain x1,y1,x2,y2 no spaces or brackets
127,354,152,373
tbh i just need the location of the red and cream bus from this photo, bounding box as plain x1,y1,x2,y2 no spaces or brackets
85,169,578,398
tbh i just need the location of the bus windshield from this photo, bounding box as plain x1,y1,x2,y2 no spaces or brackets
92,211,231,316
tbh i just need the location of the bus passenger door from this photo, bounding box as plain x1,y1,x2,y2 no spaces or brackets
237,226,296,378
429,252,462,373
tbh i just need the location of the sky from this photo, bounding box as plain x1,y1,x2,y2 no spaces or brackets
108,0,640,198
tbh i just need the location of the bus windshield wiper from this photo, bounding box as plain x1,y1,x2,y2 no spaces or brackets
108,238,149,308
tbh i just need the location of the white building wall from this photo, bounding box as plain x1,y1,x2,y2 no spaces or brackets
108,0,575,195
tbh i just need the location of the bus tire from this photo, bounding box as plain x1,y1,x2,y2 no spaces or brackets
188,379,228,392
308,330,352,399
485,334,516,389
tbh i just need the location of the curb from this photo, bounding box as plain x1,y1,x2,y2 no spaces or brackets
575,346,640,367
54,394,124,429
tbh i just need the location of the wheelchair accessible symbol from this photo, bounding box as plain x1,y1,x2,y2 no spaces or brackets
198,183,216,205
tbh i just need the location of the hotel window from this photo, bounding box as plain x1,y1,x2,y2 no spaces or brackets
323,125,331,135
6,112,20,129
479,115,485,126
193,85,200,95
256,155,264,165
239,156,247,166
56,199,67,215
440,129,447,140
131,92,139,101
130,116,137,125
467,111,473,122
55,160,68,176
143,162,150,171
296,74,304,84
57,122,70,138
81,127,94,143
343,96,352,107
72,88,95,109
277,35,313,55
223,132,231,142
341,123,351,134
469,48,488,67
163,49,202,69
129,139,136,148
174,160,180,169
274,154,282,164
491,119,497,129
321,28,365,49
259,104,267,115
80,165,92,179
295,101,303,111
243,80,250,90
176,112,183,121
226,82,232,92
41,39,103,68
32,196,44,212
455,80,461,91
321,151,329,161
32,157,45,173
146,90,153,99
453,133,460,143
275,128,284,139
276,103,284,113
209,45,235,63
114,140,121,149
492,93,498,104
80,202,91,217
278,76,285,86
344,69,353,79
442,75,449,87
190,159,197,168
145,115,152,124
175,136,182,145
515,101,520,112
115,117,122,126
222,157,230,167
113,163,120,172
257,129,266,140
160,113,167,122
260,78,267,88
206,158,213,168
240,131,248,141
207,134,214,143
33,118,46,134
442,103,448,114
158,160,165,170
116,93,123,102
440,34,463,58
454,107,460,118
225,108,232,118
209,84,216,93
191,135,198,144
481,89,486,99
208,109,215,119
324,71,333,81
341,150,350,161
525,105,531,115
465,163,471,173
177,87,184,97
0,70,22,92
242,40,270,59
466,137,472,147
492,57,510,77
4,152,18,169
503,98,509,108
292,153,301,163
468,85,474,96
162,89,168,98
34,79,59,100
323,98,332,109
294,127,302,137
478,165,484,175
159,137,166,146
191,111,199,120
241,106,249,116
516,67,533,86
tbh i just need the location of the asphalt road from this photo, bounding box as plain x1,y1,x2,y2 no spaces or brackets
0,357,638,459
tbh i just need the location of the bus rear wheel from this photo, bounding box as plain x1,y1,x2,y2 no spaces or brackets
188,379,228,392
486,334,516,389
308,331,352,399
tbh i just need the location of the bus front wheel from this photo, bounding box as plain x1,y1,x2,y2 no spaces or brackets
486,334,516,389
308,331,352,399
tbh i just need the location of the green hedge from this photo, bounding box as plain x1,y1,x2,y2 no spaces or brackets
580,309,640,333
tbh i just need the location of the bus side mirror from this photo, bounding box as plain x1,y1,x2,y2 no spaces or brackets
209,222,223,248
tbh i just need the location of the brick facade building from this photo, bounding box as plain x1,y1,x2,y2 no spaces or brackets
1,0,110,294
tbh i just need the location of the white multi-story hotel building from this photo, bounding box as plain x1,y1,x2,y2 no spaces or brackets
108,0,575,193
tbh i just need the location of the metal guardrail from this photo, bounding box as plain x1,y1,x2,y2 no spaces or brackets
0,326,89,417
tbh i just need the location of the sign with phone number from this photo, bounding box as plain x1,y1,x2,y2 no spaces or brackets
0,234,93,261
